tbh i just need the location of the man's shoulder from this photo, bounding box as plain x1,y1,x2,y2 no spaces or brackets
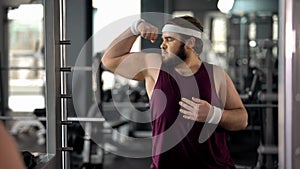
144,53,162,69
202,62,225,72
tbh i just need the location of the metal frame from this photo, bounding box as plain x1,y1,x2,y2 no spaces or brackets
59,0,70,168
44,0,80,168
44,0,62,168
0,51,4,115
44,0,99,168
278,0,298,168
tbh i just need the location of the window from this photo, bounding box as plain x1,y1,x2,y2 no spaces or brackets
7,4,45,112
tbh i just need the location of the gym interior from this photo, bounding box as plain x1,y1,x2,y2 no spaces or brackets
0,0,299,168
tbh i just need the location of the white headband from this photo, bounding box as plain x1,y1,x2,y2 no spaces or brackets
162,24,202,39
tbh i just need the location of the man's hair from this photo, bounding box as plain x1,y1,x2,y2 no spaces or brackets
166,16,203,54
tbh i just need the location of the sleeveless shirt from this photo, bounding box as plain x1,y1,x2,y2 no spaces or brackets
149,62,235,169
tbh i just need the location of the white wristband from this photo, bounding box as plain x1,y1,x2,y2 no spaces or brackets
130,19,145,35
207,106,222,124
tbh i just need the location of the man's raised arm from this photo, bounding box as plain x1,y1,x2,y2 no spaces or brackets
101,20,159,81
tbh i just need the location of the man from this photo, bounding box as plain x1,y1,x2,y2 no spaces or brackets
102,16,248,169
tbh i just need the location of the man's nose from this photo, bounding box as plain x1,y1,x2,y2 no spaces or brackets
160,42,166,49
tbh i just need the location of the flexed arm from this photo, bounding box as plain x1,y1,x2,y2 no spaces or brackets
101,19,160,81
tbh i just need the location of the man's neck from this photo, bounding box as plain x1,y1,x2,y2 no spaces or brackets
175,54,202,76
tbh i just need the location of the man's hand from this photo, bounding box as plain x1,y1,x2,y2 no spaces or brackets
137,21,159,43
179,97,212,122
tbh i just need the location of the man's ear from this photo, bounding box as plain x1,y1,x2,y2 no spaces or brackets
185,37,196,48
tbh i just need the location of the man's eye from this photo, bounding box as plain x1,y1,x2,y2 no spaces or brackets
166,37,173,41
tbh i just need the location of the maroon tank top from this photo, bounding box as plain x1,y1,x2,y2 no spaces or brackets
149,62,235,169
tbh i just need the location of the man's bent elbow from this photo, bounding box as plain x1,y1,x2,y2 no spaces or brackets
241,110,248,130
101,56,117,73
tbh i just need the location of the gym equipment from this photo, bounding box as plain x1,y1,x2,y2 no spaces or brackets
256,39,278,169
10,119,46,145
239,39,278,169
80,103,105,169
67,123,85,154
22,151,37,169
33,108,46,127
102,89,112,102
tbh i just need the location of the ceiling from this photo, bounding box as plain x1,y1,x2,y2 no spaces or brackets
0,0,41,7
1,0,278,15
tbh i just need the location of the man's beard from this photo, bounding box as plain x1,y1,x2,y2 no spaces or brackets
163,43,187,68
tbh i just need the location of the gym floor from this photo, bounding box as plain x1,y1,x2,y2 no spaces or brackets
15,128,259,169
